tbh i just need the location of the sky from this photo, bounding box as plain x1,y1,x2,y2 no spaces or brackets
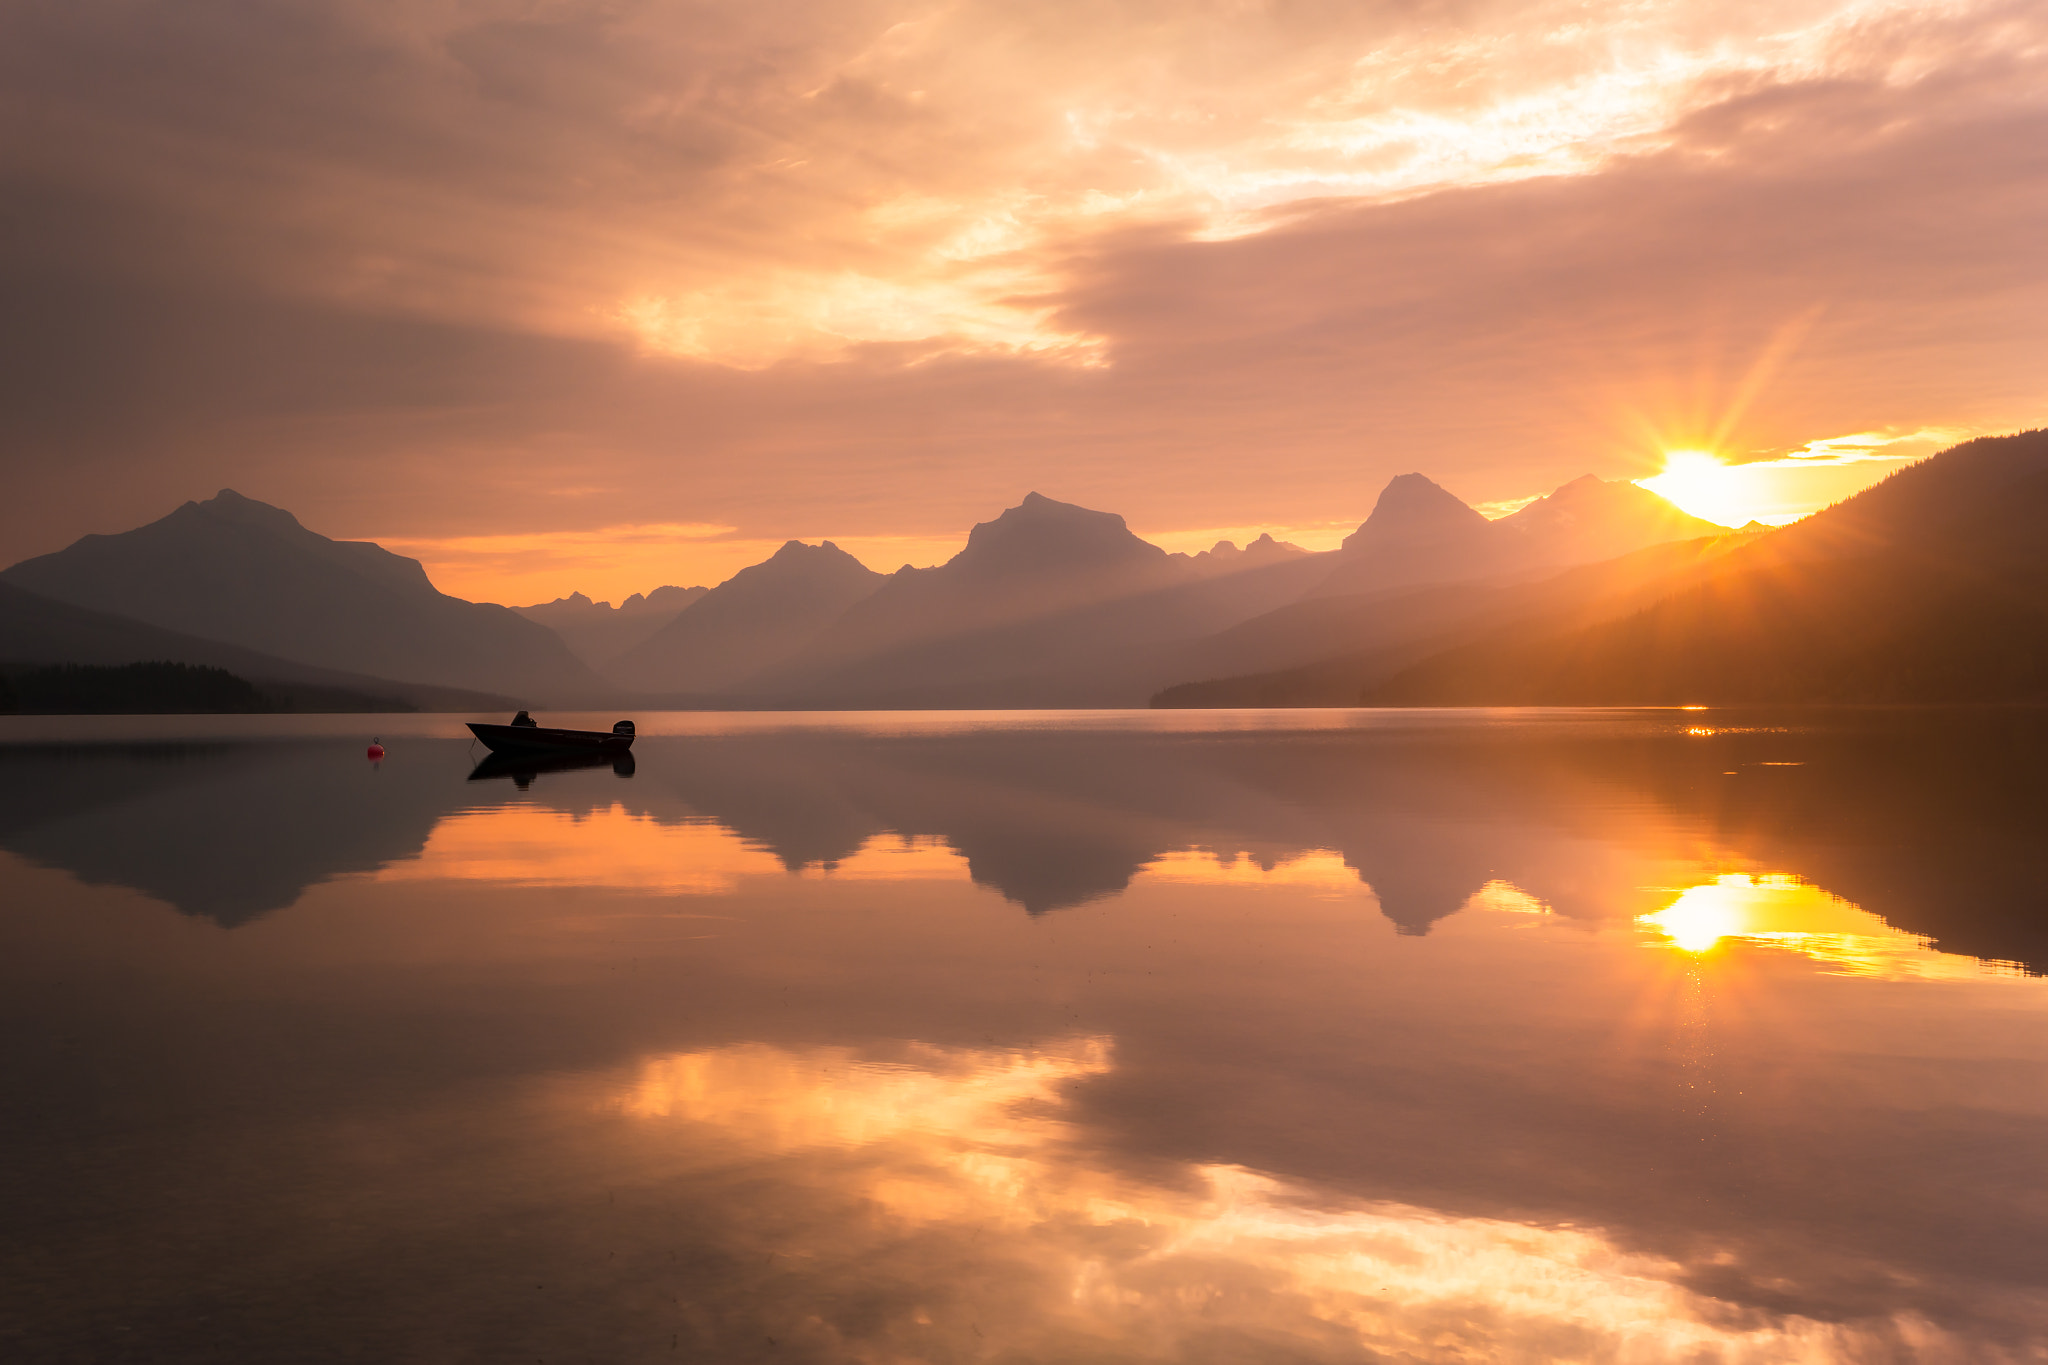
1,0,2042,605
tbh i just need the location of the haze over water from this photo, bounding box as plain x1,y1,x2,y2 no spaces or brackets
4,709,2047,1362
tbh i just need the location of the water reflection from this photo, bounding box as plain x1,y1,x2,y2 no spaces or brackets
5,712,2045,965
467,748,637,785
6,710,2048,1359
1640,873,2025,978
596,1038,1963,1360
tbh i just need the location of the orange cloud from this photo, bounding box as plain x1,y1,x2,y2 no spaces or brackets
1,0,2042,590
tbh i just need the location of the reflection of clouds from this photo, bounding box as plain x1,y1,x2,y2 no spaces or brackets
1464,879,1552,916
377,806,974,894
1640,874,2028,979
379,806,772,894
1139,848,1366,894
603,1037,1969,1360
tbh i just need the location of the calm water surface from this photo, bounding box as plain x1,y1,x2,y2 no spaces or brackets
3,708,2047,1363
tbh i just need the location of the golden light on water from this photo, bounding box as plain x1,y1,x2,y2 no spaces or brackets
1640,875,2024,980
597,1038,1895,1358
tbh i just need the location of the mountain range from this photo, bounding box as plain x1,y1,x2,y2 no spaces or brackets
514,586,707,668
3,490,601,700
0,578,514,711
4,431,2039,710
1365,428,2048,704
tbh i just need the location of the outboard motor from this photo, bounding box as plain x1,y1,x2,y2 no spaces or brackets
612,720,636,736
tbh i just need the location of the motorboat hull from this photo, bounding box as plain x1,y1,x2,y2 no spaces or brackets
466,722,635,755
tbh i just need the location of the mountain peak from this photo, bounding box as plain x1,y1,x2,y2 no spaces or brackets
1500,475,1731,541
180,488,309,538
953,494,1167,578
2,490,600,697
1340,474,1489,552
761,539,869,572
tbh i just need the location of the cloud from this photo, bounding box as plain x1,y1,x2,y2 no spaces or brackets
0,0,2042,596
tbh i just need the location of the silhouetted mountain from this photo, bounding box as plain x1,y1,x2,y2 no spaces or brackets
1369,429,2048,705
606,541,885,693
1154,534,1757,707
1312,474,1505,597
1177,533,1312,573
1311,473,1727,598
598,479,1723,708
740,494,1330,705
777,493,1186,667
2,490,604,701
1494,474,1730,564
514,585,708,667
0,579,515,711
1136,474,1731,706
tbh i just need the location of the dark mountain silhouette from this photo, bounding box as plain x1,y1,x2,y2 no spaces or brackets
2,490,603,701
1495,474,1731,564
514,585,708,667
1311,473,1727,597
0,579,514,711
776,493,1188,668
1311,474,1506,597
594,479,1722,708
1369,428,2048,704
1154,533,1757,707
1138,475,1733,705
1178,533,1312,573
738,494,1330,705
606,540,885,693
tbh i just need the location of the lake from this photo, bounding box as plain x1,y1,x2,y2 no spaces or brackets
3,708,2046,1362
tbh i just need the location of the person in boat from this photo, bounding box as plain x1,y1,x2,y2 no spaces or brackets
511,710,538,727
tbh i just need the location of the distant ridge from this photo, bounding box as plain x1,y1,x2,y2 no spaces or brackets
0,580,516,711
755,493,1187,685
595,478,1739,707
1367,429,2048,705
607,541,885,693
1,472,1758,710
1151,533,1760,707
514,585,708,667
1311,473,1729,597
2,490,603,701
734,493,1331,705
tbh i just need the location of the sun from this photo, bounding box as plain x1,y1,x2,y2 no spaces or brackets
1636,450,1757,528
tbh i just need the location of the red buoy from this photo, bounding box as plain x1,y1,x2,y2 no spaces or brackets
367,741,385,760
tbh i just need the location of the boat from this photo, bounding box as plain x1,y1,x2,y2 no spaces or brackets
466,712,636,755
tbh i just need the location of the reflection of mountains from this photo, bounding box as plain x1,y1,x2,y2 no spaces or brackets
7,719,2045,970
654,732,1525,927
0,743,464,927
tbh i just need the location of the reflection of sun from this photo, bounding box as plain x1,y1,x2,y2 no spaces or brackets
1640,875,2022,979
1646,890,1742,952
